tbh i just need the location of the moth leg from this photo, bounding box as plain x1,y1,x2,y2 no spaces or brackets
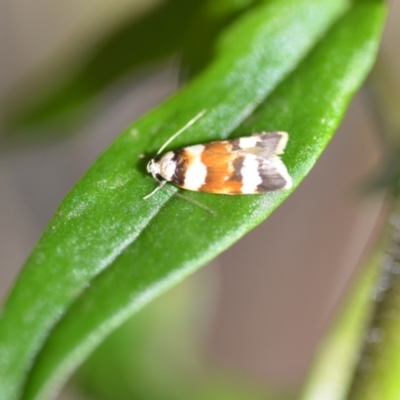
143,180,167,200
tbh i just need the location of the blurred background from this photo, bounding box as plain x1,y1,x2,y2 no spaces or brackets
0,0,399,398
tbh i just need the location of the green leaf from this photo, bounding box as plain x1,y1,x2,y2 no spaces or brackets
0,1,385,400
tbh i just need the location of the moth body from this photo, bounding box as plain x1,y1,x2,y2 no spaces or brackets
146,132,292,196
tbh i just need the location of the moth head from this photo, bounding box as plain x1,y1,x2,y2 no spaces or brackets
143,158,166,200
147,158,160,179
156,152,177,181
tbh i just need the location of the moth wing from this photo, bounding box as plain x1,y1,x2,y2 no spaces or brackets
233,132,292,191
254,154,292,192
235,131,289,157
180,134,292,194
182,142,244,194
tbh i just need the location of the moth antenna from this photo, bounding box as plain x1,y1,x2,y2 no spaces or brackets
143,180,167,200
156,109,206,155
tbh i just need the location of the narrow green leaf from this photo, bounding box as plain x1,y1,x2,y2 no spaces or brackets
0,1,385,400
346,148,400,398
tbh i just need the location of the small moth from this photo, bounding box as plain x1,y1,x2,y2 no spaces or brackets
144,110,292,199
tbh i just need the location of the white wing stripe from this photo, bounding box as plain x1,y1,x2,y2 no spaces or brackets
241,155,262,193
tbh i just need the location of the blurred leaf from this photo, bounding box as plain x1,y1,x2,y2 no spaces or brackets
0,1,385,400
180,0,260,79
76,270,278,400
365,57,400,192
345,108,400,398
76,271,215,400
300,259,380,400
4,0,205,134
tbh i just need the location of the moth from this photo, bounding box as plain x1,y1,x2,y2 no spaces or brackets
144,110,292,199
